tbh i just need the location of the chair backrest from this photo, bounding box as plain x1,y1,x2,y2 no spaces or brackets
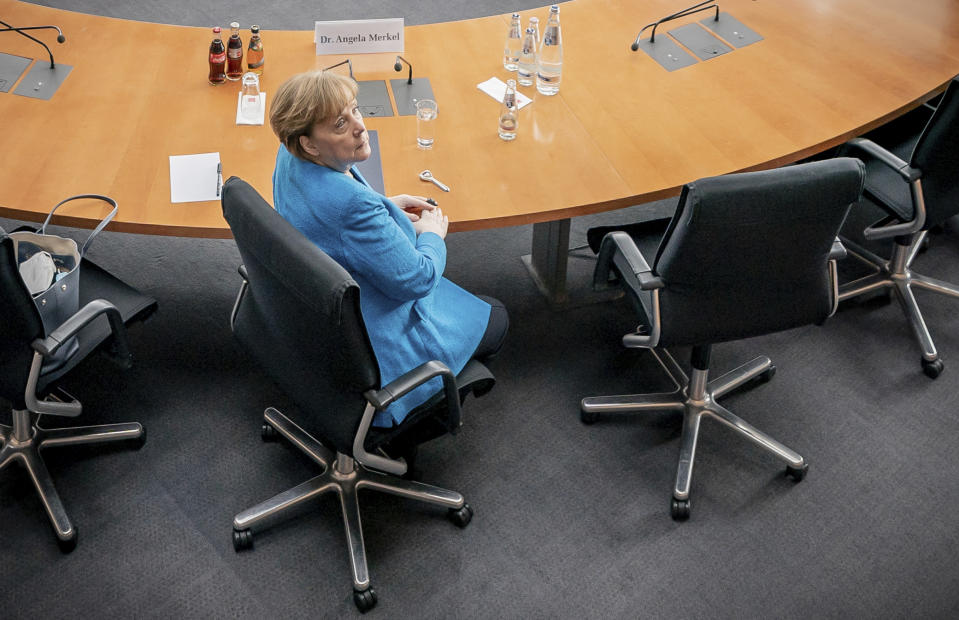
652,158,864,347
0,235,45,408
221,177,379,455
911,76,959,228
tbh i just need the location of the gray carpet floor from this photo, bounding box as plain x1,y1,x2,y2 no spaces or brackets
4,1,959,618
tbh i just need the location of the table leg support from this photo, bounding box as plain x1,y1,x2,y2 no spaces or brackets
522,218,571,305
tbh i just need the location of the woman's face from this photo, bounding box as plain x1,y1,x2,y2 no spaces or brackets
299,97,371,172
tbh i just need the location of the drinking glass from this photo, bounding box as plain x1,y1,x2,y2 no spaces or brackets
240,72,261,123
415,99,438,148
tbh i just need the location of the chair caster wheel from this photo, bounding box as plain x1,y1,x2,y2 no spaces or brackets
132,426,147,450
670,497,690,521
353,587,377,613
580,409,598,425
759,365,776,383
922,358,943,379
57,528,77,553
786,462,809,482
261,423,279,441
448,503,473,528
232,528,253,551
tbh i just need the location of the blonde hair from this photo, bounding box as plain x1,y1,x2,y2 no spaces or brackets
270,70,359,161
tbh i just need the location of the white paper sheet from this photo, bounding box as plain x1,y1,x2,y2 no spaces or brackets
169,152,221,203
236,92,267,125
477,77,533,109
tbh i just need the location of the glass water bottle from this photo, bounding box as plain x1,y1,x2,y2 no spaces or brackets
498,79,518,141
503,13,522,71
537,5,563,95
517,27,537,87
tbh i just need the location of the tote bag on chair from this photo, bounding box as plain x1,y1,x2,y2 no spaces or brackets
1,194,117,371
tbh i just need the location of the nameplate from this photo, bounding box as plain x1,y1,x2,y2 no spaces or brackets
314,19,404,55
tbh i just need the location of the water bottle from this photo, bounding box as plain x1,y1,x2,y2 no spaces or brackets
529,16,540,50
517,27,537,87
537,5,563,95
498,79,518,141
503,13,522,71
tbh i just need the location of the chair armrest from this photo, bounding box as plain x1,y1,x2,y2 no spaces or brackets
843,138,927,240
26,298,129,418
596,231,664,348
594,231,664,291
32,298,130,364
353,360,460,476
828,238,847,261
365,360,460,430
845,138,920,182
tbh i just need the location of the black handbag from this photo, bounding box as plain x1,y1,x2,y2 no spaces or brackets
1,194,117,370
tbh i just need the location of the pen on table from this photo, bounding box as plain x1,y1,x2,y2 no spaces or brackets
216,163,223,197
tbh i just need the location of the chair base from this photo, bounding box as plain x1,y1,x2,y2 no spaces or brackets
839,233,959,378
232,407,470,613
581,349,806,520
0,408,145,552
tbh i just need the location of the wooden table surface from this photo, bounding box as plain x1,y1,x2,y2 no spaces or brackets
1,0,958,237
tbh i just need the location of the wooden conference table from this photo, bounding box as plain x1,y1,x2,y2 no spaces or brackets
1,0,958,302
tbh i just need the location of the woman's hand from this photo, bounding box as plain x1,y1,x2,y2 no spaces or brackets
412,206,449,239
390,194,434,222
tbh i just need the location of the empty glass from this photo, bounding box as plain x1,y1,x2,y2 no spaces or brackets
415,99,438,148
239,72,261,123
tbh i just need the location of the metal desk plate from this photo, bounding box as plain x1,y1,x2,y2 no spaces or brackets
356,80,393,118
12,62,72,100
354,130,385,194
635,36,698,72
700,12,763,48
668,23,732,61
389,77,434,116
0,52,32,93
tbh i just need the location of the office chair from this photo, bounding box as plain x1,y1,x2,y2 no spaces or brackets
0,228,155,552
581,159,865,520
221,177,495,613
837,76,959,378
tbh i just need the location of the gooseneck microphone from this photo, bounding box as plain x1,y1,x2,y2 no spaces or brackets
0,21,65,68
323,58,354,80
394,55,412,85
630,1,718,51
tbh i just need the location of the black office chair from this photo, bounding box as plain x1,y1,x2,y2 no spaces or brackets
837,77,959,378
0,226,155,552
221,177,494,613
581,159,865,520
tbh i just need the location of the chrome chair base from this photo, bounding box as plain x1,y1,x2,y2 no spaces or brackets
581,350,806,520
839,233,959,377
232,407,470,603
0,408,144,552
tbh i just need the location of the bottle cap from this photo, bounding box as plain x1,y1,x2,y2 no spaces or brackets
231,22,240,28
213,26,221,33
512,12,520,18
251,25,260,33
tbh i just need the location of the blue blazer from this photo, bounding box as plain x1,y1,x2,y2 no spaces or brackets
273,146,490,427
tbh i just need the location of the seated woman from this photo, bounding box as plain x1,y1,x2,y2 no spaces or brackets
269,69,507,436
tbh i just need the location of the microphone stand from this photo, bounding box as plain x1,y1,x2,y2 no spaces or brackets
323,58,353,80
394,55,412,85
0,22,65,68
630,1,718,51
